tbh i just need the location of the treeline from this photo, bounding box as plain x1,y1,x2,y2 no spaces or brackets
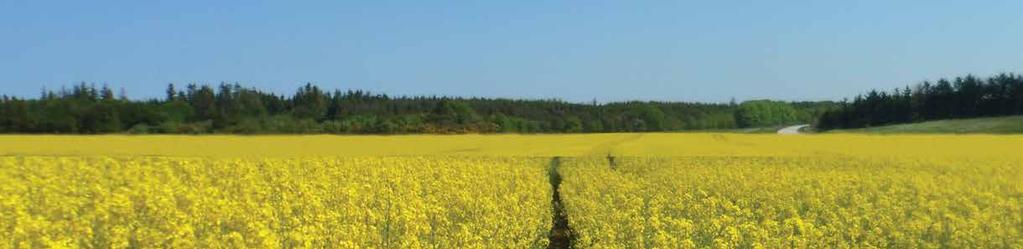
0,83,831,134
734,100,831,128
818,73,1023,130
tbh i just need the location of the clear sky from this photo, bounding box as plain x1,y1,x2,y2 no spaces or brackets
2,1,1022,103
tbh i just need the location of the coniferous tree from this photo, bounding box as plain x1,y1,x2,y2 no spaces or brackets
818,73,1023,130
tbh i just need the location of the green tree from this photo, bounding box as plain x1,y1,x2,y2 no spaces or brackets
734,100,798,128
292,83,327,120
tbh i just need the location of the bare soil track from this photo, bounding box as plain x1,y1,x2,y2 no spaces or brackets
547,157,575,249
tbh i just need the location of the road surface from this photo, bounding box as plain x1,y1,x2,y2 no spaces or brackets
777,124,810,135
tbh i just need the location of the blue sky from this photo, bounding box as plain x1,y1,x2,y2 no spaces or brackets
2,1,1022,102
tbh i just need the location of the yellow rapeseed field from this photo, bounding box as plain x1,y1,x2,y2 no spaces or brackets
0,156,552,248
559,156,1023,248
1,134,1021,248
2,133,1020,158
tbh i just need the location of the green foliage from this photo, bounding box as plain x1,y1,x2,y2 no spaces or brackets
159,101,193,124
292,83,327,120
734,100,800,128
0,83,835,134
637,104,667,131
428,99,479,127
819,73,1023,130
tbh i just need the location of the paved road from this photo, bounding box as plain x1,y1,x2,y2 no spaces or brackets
777,124,810,135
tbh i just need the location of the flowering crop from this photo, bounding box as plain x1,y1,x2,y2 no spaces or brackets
2,134,1022,248
559,156,1023,248
0,156,552,248
3,134,1020,158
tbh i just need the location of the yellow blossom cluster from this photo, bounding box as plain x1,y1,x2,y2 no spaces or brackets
559,156,1023,248
0,156,552,248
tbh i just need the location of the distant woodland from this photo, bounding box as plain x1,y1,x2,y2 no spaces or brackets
0,83,832,134
6,72,1018,134
818,73,1023,130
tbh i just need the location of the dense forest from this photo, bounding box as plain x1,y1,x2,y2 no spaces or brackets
0,83,832,134
817,73,1023,130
